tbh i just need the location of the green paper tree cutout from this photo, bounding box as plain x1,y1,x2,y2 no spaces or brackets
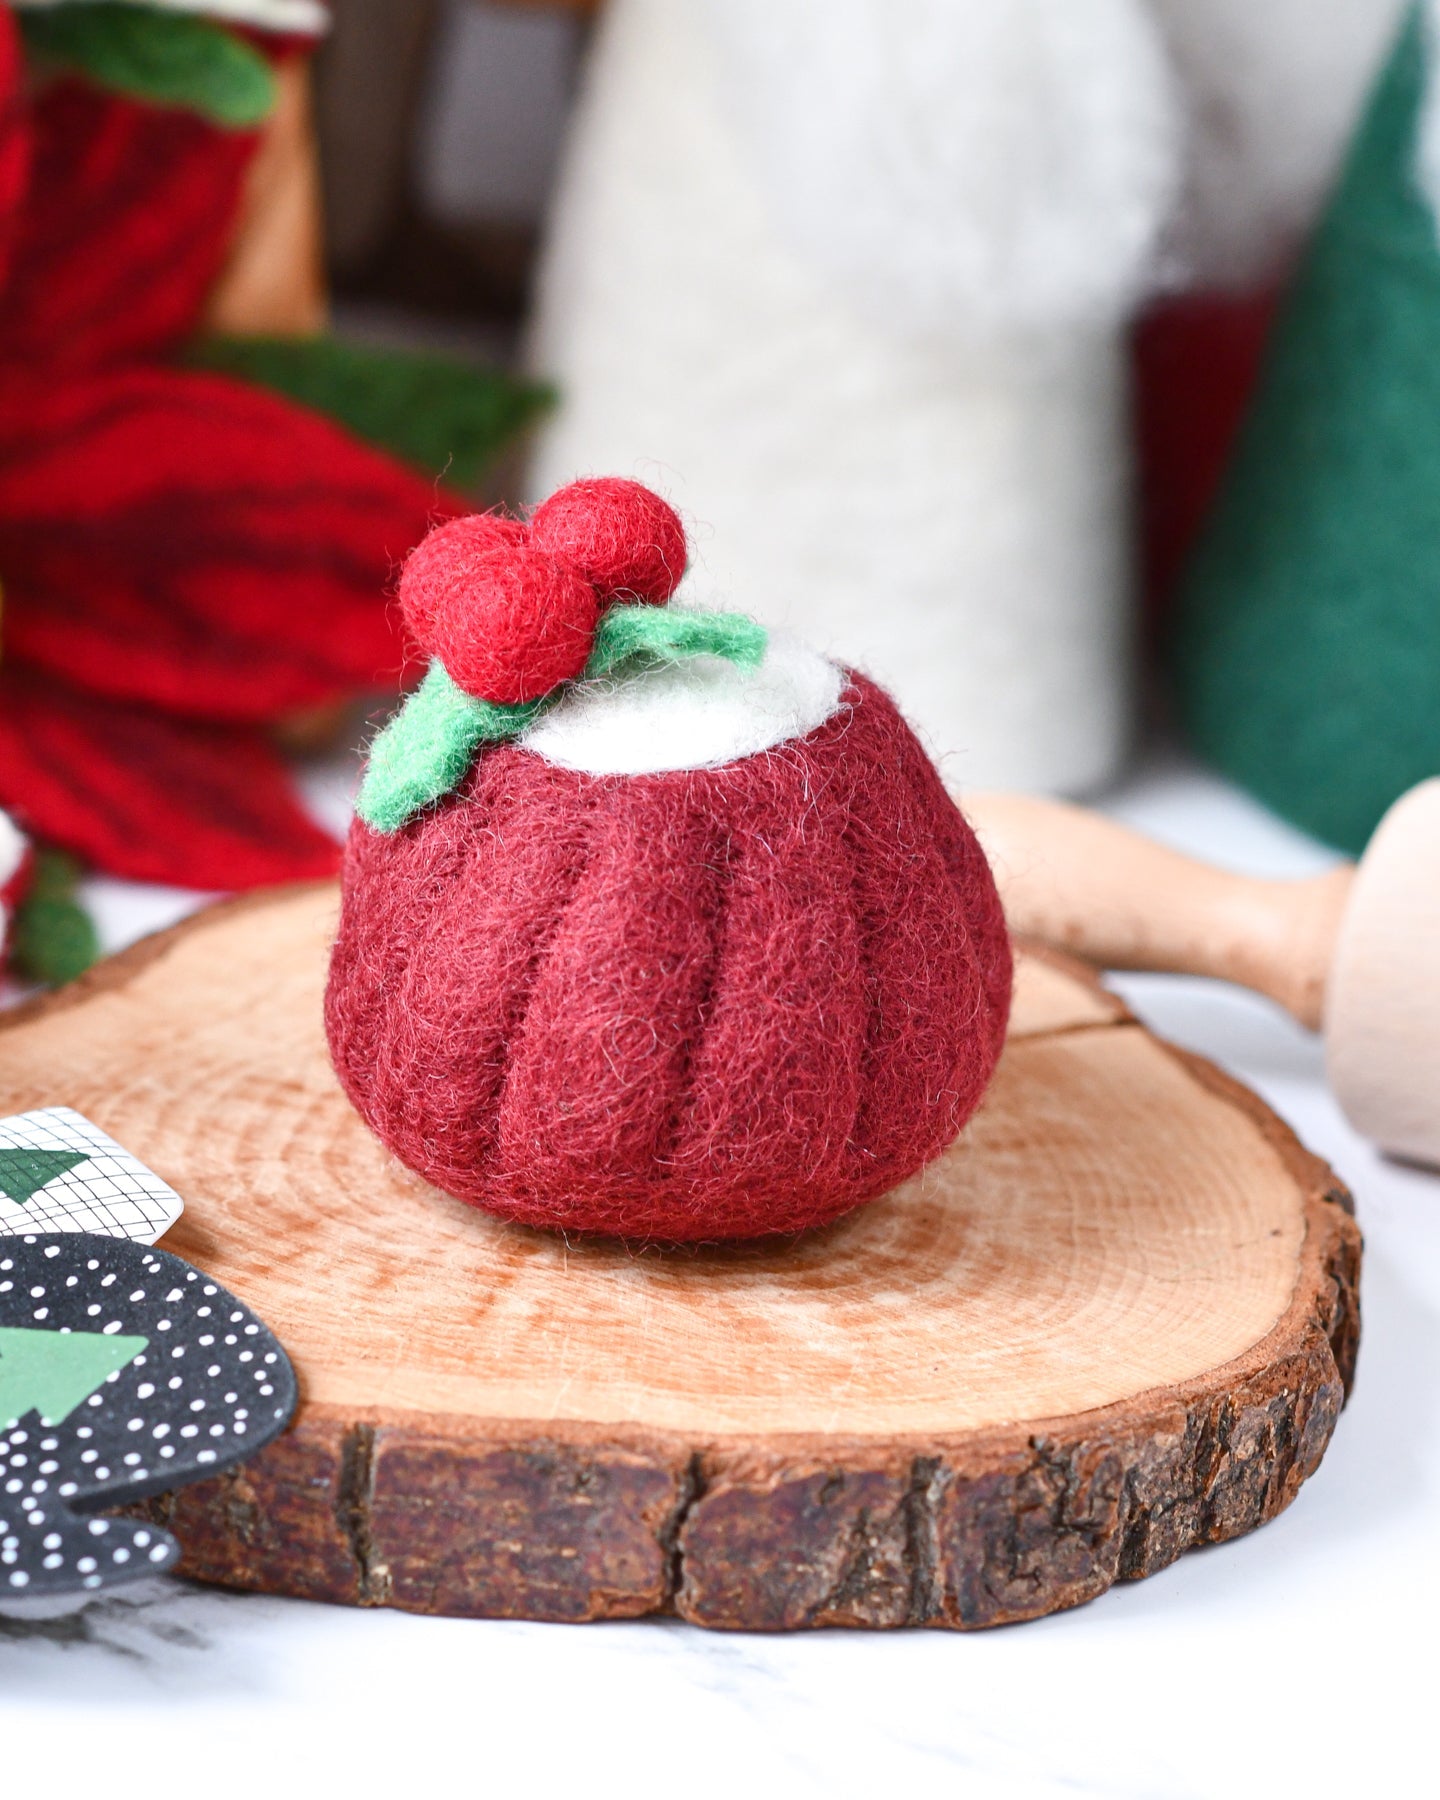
0,1325,150,1428
0,1147,91,1207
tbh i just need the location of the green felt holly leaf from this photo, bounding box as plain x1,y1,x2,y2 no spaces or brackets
0,1324,150,1429
356,663,542,835
0,1147,90,1207
186,336,556,487
19,4,277,129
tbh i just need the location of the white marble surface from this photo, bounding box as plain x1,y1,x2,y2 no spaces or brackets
3,755,1436,1797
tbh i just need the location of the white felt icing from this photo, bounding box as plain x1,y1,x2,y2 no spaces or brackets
519,626,845,776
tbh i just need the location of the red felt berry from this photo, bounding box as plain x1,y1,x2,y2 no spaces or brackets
530,477,687,604
419,537,601,706
399,511,527,652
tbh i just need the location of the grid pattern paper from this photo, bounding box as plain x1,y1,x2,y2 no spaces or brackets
0,1109,184,1244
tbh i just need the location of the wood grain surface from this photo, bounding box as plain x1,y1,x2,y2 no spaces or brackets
0,886,1360,1630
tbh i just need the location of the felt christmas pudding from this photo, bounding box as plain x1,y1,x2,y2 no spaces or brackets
325,479,1013,1242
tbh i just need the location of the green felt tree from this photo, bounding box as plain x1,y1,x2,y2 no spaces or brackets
1173,4,1440,854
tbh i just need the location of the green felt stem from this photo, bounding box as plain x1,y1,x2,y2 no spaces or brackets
186,336,555,486
9,850,99,988
19,5,277,128
358,608,769,833
585,604,768,679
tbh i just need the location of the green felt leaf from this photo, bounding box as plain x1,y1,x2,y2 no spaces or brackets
19,4,276,129
356,662,542,834
10,849,99,988
186,336,556,486
0,1325,150,1429
0,1147,90,1207
585,604,768,680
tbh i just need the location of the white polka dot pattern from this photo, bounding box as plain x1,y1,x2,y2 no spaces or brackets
0,1233,297,1597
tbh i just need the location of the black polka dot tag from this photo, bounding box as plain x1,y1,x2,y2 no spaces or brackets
0,1233,297,1599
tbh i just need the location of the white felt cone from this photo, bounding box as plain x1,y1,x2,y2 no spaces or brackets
526,0,1181,793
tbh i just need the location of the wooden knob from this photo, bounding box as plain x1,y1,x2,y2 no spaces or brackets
1325,780,1440,1167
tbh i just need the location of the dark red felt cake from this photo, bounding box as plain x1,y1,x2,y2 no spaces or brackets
325,480,1011,1241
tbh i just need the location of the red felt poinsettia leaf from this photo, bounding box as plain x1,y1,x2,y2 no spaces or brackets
0,76,258,373
0,366,462,722
0,7,30,291
0,665,342,889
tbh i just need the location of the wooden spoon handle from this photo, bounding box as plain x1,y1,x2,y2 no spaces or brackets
964,792,1355,1032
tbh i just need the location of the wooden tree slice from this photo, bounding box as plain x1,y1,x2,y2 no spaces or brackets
0,886,1359,1631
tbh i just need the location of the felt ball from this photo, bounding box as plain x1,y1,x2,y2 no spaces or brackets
398,510,528,653
404,525,601,706
530,477,687,603
325,671,1012,1242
